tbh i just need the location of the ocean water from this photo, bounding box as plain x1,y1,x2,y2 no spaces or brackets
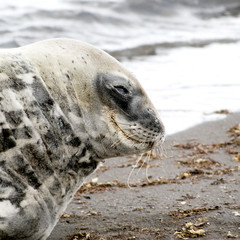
1,0,240,134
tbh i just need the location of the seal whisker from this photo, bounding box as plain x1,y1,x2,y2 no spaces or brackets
110,131,140,148
132,151,152,183
110,139,121,148
114,121,132,126
137,152,148,174
118,127,138,131
155,142,167,158
145,151,152,182
127,153,144,188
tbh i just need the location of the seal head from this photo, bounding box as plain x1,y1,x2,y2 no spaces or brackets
94,73,165,157
21,38,165,159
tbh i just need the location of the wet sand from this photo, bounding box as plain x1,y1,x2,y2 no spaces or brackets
49,112,240,240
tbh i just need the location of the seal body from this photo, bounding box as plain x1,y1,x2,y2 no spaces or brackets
0,39,165,239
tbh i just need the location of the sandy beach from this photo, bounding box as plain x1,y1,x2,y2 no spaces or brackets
0,1,239,239
49,112,240,240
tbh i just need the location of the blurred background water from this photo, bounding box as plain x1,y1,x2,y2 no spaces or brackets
1,0,240,134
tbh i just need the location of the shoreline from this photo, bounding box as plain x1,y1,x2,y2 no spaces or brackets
49,112,240,240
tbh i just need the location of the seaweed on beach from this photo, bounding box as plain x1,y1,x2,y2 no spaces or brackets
168,206,220,219
174,218,207,239
75,179,128,196
174,124,240,158
68,231,101,240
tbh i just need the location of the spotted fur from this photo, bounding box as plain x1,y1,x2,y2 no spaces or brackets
0,39,165,239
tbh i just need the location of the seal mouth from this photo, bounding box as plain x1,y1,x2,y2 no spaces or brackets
110,113,154,147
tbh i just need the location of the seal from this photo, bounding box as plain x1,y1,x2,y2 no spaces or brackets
0,38,165,239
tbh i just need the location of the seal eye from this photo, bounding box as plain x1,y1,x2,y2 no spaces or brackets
114,85,129,95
